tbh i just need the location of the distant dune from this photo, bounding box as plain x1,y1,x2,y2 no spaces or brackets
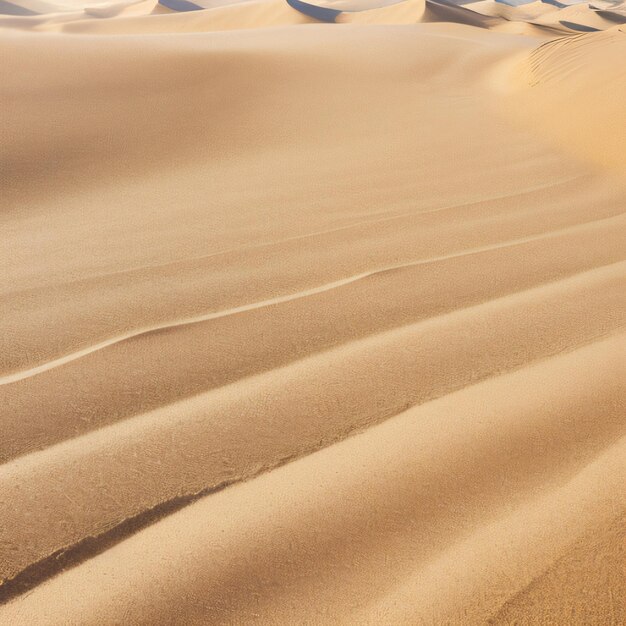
0,0,624,623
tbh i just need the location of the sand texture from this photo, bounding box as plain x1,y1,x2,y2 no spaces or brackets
0,0,625,622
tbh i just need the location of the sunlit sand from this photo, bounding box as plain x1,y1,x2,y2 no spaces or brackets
1,0,624,622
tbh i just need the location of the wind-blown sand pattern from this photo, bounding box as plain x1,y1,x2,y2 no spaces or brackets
0,0,624,622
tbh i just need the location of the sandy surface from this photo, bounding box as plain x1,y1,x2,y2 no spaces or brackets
0,0,624,622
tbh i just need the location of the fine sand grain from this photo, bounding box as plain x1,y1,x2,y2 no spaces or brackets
1,0,624,622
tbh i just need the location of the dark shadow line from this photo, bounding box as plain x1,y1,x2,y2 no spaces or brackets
0,481,233,605
559,19,600,30
425,0,500,28
286,0,341,22
0,0,38,15
158,0,204,11
594,8,626,23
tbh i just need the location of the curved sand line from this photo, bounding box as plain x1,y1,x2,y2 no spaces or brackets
1,212,621,386
2,173,582,300
2,215,624,465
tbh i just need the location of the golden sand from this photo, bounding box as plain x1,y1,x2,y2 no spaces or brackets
0,0,624,622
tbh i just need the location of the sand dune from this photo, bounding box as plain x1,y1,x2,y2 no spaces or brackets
0,0,624,622
1,337,624,621
506,25,626,173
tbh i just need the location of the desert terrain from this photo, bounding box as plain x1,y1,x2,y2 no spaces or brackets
0,0,624,622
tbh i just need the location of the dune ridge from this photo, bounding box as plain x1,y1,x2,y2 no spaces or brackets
2,209,623,386
1,336,623,621
1,0,624,622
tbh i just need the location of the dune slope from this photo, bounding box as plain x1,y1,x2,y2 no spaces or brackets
0,1,624,623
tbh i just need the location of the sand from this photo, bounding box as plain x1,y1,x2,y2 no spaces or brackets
0,0,624,623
